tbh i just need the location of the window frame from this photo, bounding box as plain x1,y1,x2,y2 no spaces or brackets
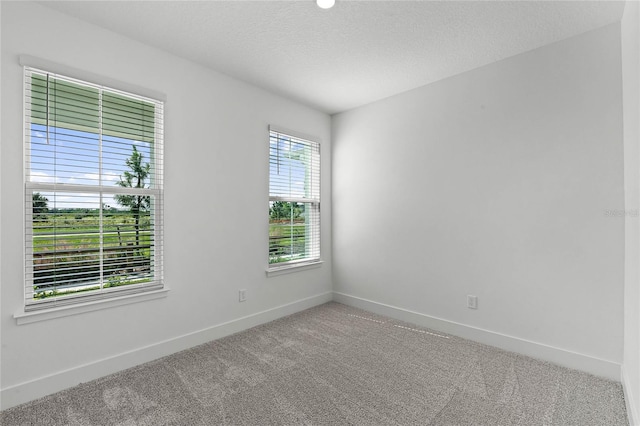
21,58,165,312
267,126,322,274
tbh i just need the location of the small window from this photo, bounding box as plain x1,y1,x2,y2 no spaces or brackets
268,127,320,269
24,67,164,310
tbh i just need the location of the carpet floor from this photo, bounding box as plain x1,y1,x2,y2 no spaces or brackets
0,302,628,425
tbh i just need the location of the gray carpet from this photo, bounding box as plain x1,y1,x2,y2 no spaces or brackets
0,302,628,425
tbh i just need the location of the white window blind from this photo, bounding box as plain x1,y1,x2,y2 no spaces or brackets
268,127,320,267
24,67,164,310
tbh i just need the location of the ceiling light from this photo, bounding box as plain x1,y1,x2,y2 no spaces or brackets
316,0,335,9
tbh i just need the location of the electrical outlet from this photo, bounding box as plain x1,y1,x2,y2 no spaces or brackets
467,295,478,309
239,289,247,302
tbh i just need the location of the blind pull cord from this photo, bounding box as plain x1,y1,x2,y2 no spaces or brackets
46,74,50,144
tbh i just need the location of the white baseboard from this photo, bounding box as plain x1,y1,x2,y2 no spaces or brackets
333,292,621,381
623,366,639,426
1,291,333,411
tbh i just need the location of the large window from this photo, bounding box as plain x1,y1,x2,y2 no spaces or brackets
268,127,321,268
24,67,164,310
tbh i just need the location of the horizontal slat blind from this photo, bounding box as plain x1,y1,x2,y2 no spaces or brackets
268,128,320,266
103,92,156,143
24,67,164,310
30,73,100,132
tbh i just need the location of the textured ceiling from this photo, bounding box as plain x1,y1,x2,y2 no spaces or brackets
41,1,625,114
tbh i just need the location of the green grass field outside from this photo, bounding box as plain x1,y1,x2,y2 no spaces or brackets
269,220,307,263
31,210,154,299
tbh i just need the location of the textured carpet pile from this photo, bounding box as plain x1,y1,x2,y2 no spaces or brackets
0,302,628,425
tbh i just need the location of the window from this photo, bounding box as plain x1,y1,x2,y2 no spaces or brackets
268,127,321,269
24,66,164,310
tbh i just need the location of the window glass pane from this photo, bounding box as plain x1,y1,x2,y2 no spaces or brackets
269,134,314,199
102,195,155,289
30,192,102,298
30,73,100,133
102,92,156,143
269,201,308,264
29,191,157,300
102,137,153,186
29,124,100,184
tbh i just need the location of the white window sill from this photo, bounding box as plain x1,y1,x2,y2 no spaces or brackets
14,288,169,325
266,260,323,277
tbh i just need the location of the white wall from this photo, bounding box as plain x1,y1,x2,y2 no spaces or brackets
333,23,624,378
622,1,640,423
0,1,332,409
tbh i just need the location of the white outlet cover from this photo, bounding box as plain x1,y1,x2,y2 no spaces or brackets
467,295,478,309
